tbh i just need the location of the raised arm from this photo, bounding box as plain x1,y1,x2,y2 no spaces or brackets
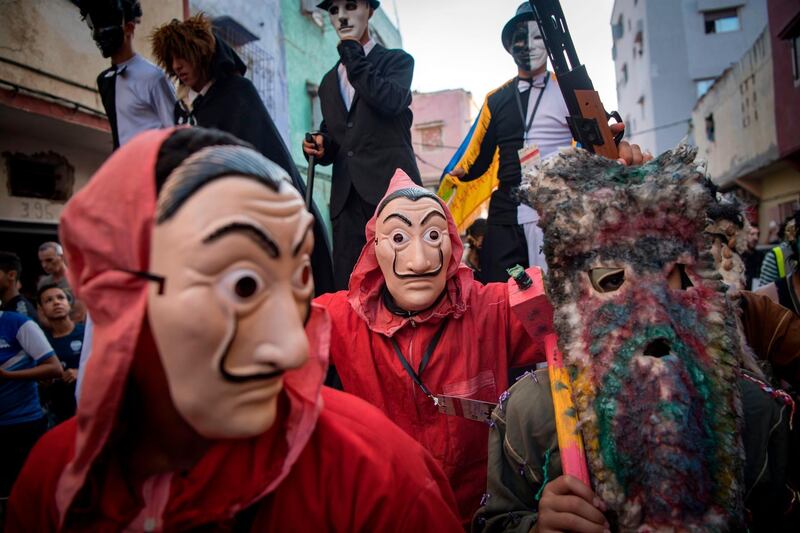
338,41,413,117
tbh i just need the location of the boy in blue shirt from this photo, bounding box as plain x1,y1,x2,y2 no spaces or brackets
0,310,62,500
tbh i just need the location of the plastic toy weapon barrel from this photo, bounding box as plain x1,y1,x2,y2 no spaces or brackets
544,333,591,485
529,0,623,160
507,266,590,485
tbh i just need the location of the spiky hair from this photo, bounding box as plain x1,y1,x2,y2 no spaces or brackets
150,13,215,81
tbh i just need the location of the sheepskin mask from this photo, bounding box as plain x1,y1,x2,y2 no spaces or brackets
526,146,745,531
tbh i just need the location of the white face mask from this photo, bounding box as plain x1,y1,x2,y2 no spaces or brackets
327,0,371,41
510,20,548,72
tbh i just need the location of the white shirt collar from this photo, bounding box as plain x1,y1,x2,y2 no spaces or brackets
188,80,214,103
362,38,377,56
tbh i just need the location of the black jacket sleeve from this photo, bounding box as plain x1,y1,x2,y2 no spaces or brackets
338,40,413,117
314,119,338,167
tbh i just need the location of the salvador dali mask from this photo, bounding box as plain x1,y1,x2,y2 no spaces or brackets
527,145,746,531
375,194,451,313
147,148,315,439
509,20,547,72
327,0,371,42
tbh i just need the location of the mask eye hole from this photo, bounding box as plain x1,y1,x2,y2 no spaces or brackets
235,276,258,298
589,268,626,293
390,231,410,246
423,227,442,244
667,263,694,291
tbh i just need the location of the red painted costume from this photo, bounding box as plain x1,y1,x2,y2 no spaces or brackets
311,170,549,524
7,129,460,532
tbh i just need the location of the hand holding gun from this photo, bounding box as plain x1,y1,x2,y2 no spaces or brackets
530,0,624,160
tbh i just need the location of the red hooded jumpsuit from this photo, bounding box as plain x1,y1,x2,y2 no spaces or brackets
6,130,461,532
311,169,549,524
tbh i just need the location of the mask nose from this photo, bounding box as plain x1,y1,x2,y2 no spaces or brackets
239,286,309,372
406,240,433,273
643,338,671,358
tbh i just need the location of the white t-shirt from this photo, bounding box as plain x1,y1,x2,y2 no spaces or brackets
518,73,572,225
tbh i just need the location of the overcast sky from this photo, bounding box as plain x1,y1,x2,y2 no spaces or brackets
380,0,618,113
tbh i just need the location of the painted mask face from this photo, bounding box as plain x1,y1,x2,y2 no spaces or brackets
327,0,371,41
85,11,125,58
375,196,451,312
147,176,314,439
528,146,745,530
509,20,547,72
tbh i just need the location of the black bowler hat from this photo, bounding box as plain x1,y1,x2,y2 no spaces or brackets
501,2,537,50
317,0,380,10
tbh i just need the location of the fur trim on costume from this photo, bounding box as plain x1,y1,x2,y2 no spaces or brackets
524,146,746,531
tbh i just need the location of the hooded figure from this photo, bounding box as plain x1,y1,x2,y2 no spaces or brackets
151,15,335,295
310,168,549,525
475,146,796,531
6,128,461,532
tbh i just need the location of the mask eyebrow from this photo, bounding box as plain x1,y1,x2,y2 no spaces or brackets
383,213,412,226
292,219,314,257
203,222,279,258
421,210,447,225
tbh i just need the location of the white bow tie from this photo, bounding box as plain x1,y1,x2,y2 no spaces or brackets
518,77,546,92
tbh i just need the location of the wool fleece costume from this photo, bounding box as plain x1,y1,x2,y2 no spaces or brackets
6,129,461,532
310,169,549,525
474,146,796,531
311,0,422,290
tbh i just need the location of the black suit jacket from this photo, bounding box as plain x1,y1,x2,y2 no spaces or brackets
316,41,421,216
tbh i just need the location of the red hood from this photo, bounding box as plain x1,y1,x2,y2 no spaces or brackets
347,169,475,336
56,129,327,525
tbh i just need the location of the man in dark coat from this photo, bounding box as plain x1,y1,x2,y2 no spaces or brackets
303,0,421,291
151,15,335,295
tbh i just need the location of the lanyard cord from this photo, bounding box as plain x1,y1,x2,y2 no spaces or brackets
514,73,549,138
388,318,449,403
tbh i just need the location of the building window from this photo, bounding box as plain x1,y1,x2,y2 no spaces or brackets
696,78,716,98
705,113,715,142
417,123,444,151
637,94,645,120
213,17,277,115
704,9,740,34
634,28,643,56
3,151,74,201
621,63,628,85
612,14,624,40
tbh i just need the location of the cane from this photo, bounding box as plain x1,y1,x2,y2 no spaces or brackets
304,132,319,209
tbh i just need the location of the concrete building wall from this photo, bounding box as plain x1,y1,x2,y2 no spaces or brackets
0,0,182,292
611,0,768,154
410,89,477,190
0,0,182,117
692,29,778,187
767,0,800,160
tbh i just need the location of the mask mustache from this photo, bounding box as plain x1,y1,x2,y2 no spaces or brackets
392,249,445,279
217,309,288,383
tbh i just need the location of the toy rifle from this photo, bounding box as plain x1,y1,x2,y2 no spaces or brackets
507,266,591,486
529,0,624,159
